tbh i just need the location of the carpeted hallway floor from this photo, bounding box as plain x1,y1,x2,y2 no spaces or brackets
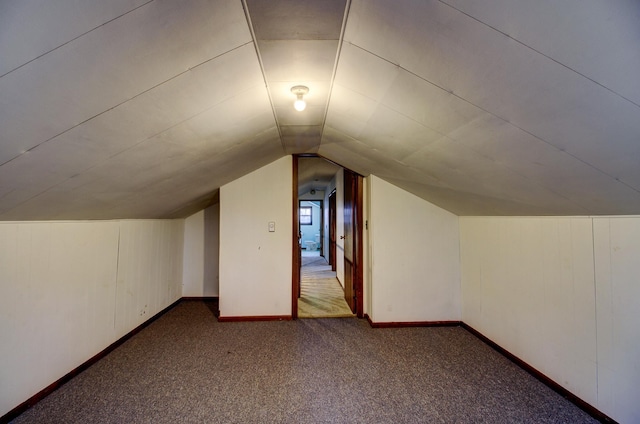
11,301,598,423
298,253,354,318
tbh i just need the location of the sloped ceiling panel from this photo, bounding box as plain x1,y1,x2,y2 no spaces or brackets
2,0,640,220
445,0,640,106
0,0,152,77
321,0,640,215
297,156,341,196
0,0,283,220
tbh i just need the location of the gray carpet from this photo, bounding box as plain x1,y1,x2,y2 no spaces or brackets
12,301,598,423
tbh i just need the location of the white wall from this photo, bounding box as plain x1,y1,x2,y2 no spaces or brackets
204,203,220,296
326,168,345,285
593,217,640,424
182,204,219,297
219,156,292,318
322,175,338,264
183,210,205,296
460,216,640,424
322,188,331,259
0,219,184,417
368,176,460,323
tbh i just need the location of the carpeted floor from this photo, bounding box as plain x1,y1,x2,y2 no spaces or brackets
11,301,598,423
298,254,355,318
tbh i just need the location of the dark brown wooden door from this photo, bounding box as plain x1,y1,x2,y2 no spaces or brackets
341,169,363,317
329,190,337,271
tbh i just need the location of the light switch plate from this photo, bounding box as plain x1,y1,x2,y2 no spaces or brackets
268,221,275,232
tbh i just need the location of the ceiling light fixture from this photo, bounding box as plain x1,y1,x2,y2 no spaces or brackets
291,85,309,111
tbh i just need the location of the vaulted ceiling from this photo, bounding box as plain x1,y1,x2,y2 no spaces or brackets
1,0,639,220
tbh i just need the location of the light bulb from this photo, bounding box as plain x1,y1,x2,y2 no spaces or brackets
291,85,309,112
294,97,306,111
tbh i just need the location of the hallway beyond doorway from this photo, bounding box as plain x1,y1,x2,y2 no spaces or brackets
298,251,354,318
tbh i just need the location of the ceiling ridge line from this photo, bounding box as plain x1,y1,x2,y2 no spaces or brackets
350,43,640,197
318,0,352,149
0,0,155,80
240,0,285,153
437,0,640,110
0,41,255,169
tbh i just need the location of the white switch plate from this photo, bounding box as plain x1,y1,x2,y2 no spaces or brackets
268,221,275,232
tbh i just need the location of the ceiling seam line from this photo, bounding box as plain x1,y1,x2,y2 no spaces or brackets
319,0,352,149
350,43,640,196
0,80,264,217
438,0,640,110
0,189,17,207
0,0,155,80
240,0,285,153
391,153,587,215
366,102,591,210
0,41,254,168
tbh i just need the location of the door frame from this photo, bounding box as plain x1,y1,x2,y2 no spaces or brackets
291,154,364,319
328,189,337,271
299,199,323,254
291,156,300,319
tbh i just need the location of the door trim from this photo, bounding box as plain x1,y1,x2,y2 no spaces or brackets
329,189,337,271
354,172,364,318
292,154,364,319
291,155,299,319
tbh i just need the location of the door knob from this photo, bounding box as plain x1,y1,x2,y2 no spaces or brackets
340,235,346,239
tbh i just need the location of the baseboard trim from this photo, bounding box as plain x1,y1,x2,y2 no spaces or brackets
365,314,461,328
181,296,218,302
362,317,616,423
1,306,617,424
461,323,617,424
0,297,183,424
218,315,292,322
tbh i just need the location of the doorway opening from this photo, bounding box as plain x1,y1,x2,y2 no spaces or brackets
292,155,363,319
299,200,322,254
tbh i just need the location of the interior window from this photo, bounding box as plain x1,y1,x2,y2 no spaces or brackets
300,206,312,225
